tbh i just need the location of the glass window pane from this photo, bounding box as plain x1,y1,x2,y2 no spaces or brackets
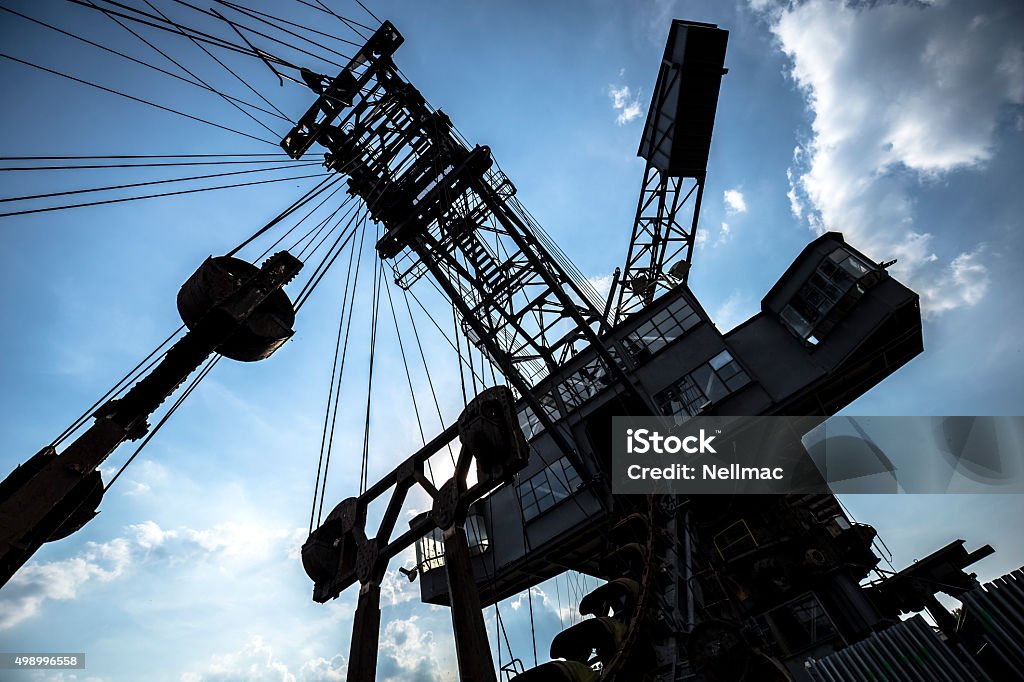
706,374,729,402
678,311,700,330
840,255,870,279
781,305,812,339
725,372,750,392
563,462,581,488
547,471,569,498
709,350,733,370
667,297,694,318
652,309,674,329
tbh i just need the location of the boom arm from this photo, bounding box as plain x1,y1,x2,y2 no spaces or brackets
0,252,302,587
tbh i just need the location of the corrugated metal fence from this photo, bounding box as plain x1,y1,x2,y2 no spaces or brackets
958,566,1024,674
804,615,981,681
806,566,1024,681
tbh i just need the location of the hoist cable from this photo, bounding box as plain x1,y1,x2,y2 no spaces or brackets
299,207,351,268
293,206,365,312
0,159,295,171
0,5,291,124
382,272,435,485
495,601,518,670
146,0,292,124
92,0,286,134
226,174,335,256
309,226,360,533
316,216,368,525
104,354,220,491
221,1,365,47
527,585,539,667
383,278,426,446
294,197,357,260
0,153,283,160
66,0,300,69
258,183,348,261
0,51,276,146
168,0,345,69
212,0,359,58
359,255,384,494
52,325,186,448
0,171,327,219
0,162,320,205
452,301,469,407
399,287,458,469
555,574,565,629
311,0,371,38
294,0,375,35
352,0,382,25
403,286,488,388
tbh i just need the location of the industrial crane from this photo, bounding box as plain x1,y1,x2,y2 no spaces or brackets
0,5,1016,682
283,17,996,682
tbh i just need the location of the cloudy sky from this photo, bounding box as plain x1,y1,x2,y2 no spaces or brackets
1,0,1023,680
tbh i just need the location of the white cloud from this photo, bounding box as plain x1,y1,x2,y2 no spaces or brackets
180,522,292,560
130,520,178,550
713,290,756,331
121,480,151,496
714,221,732,247
754,0,1021,315
377,616,444,682
694,228,708,249
117,460,169,498
508,580,595,628
0,537,133,629
182,639,350,682
586,273,615,302
297,655,347,682
785,167,804,219
915,246,991,316
608,84,643,125
24,673,107,682
380,546,420,607
181,636,297,682
723,189,748,215
0,520,305,630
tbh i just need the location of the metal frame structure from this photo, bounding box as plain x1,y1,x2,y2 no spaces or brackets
615,166,704,322
282,21,657,479
0,251,303,587
1,10,1018,682
613,19,727,325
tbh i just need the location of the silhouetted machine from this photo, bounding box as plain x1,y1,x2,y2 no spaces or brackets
0,252,303,586
287,18,998,682
0,14,1009,682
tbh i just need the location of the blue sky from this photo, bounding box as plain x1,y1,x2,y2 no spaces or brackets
1,0,1023,680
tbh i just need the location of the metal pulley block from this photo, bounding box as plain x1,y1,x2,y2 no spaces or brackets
176,253,300,362
301,497,367,602
301,530,338,585
457,385,528,486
